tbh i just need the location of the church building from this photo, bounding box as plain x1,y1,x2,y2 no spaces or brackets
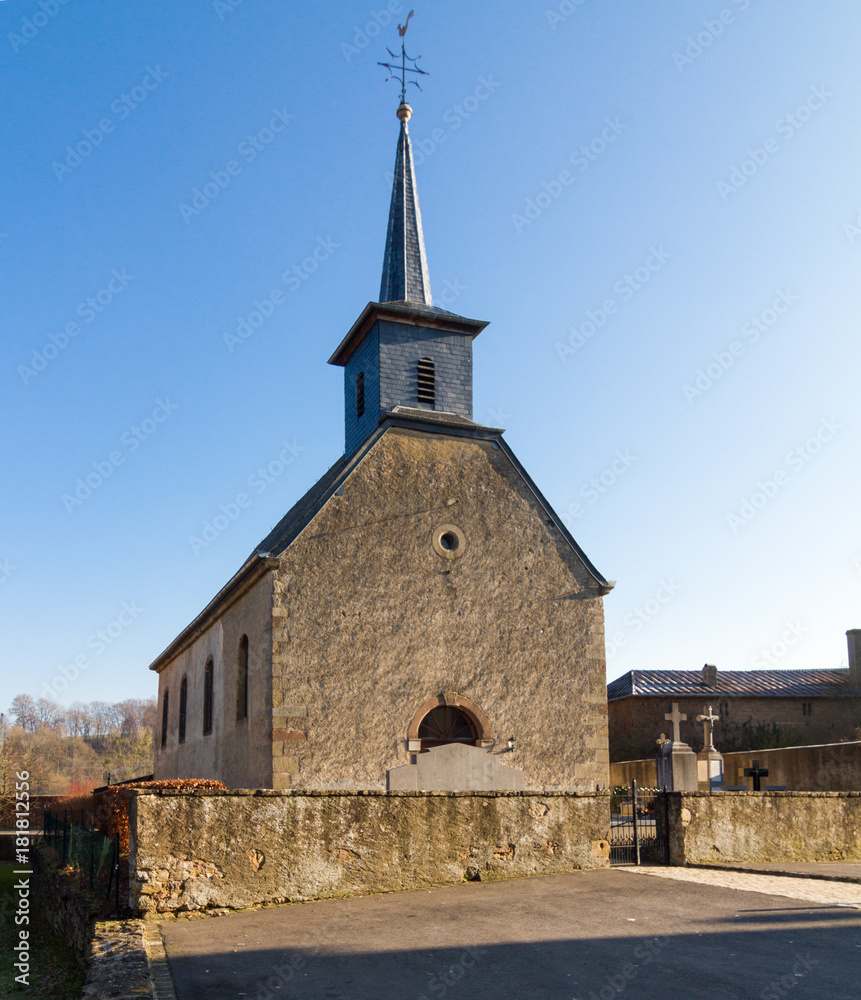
150,94,613,792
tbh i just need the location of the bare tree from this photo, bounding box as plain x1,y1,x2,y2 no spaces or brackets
140,697,157,735
3,693,158,794
114,698,158,738
35,697,66,733
89,701,120,737
0,721,37,796
65,702,93,738
9,694,37,733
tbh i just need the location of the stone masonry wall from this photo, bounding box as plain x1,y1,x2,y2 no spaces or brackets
153,572,274,788
128,789,610,916
269,427,609,792
32,843,99,960
609,694,861,762
668,791,861,865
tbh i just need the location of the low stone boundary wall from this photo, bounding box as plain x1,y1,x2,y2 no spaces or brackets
129,789,610,916
32,843,100,960
669,791,861,865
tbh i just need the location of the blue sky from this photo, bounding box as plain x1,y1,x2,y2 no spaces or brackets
2,0,860,709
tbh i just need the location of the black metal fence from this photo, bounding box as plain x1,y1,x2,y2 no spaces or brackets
609,781,670,866
43,809,121,913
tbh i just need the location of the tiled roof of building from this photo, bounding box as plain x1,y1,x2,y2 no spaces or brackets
607,668,850,701
379,103,432,306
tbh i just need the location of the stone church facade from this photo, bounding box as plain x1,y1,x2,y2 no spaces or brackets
150,101,613,792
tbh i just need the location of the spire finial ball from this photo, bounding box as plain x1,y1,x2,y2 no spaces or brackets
397,101,412,123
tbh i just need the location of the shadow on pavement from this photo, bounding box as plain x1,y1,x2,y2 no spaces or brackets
160,870,861,1000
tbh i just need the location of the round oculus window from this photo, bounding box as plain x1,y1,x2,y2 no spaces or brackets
432,523,466,559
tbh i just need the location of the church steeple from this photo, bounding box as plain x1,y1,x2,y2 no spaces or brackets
379,102,432,305
329,22,489,457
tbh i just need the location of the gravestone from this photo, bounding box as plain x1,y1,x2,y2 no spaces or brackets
744,759,769,791
386,742,525,791
695,705,724,790
655,703,698,791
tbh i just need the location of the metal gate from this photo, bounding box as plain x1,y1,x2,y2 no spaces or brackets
609,781,670,866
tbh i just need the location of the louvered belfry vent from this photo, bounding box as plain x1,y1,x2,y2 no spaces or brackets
417,357,435,405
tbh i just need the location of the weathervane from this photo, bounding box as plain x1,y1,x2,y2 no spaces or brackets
378,9,428,105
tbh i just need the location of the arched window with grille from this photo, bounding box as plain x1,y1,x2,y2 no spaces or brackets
417,357,435,405
237,635,249,720
161,690,169,748
203,658,214,735
417,705,477,751
178,677,187,744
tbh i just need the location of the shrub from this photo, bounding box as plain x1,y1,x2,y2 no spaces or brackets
93,778,227,853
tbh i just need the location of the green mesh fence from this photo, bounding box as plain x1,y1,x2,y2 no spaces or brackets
43,809,120,911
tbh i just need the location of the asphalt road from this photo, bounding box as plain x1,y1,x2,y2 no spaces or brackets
160,868,861,1000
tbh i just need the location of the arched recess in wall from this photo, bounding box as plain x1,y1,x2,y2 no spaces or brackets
407,693,493,752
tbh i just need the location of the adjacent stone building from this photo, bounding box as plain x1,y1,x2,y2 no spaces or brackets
150,100,613,791
608,631,861,762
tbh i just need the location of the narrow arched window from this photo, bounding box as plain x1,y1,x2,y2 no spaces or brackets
237,635,249,720
203,658,214,735
178,677,187,744
417,358,435,405
356,371,365,418
161,690,169,748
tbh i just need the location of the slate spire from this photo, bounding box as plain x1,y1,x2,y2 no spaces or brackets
379,102,433,306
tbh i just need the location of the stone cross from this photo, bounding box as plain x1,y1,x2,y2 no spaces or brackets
664,703,687,744
696,705,719,752
744,759,769,791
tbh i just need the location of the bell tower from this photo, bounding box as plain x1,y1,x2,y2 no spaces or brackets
328,31,488,456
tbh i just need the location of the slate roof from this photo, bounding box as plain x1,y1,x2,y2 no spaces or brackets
386,405,495,430
252,453,348,559
607,669,851,701
149,410,612,671
379,105,432,306
328,300,487,368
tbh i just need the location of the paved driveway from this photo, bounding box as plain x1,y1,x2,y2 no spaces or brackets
160,868,861,1000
